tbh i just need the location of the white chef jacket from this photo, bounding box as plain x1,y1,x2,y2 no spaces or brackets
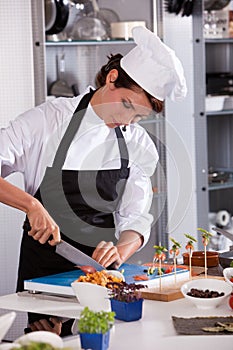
0,87,159,248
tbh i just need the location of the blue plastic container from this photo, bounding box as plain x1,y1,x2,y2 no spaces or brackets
110,298,143,322
80,331,110,350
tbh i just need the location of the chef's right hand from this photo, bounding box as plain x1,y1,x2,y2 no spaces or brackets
26,199,61,246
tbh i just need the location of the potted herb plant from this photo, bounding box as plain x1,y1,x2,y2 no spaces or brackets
108,282,145,322
78,306,115,350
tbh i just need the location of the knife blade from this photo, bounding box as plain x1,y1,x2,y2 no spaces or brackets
55,240,104,271
212,227,233,241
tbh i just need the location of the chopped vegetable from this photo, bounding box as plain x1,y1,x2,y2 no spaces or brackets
133,274,149,281
77,270,122,287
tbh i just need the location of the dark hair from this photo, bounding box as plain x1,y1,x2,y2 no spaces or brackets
95,54,163,113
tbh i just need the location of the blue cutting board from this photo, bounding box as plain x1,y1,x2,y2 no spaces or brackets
24,263,189,296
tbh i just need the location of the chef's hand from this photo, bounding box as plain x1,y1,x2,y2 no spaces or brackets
27,200,61,246
29,317,62,335
92,241,122,269
92,231,144,269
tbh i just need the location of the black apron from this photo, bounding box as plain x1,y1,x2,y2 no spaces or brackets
17,89,130,292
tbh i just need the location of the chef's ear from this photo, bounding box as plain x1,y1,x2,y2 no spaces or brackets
106,69,118,84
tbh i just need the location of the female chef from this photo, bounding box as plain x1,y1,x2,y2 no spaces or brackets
0,26,187,335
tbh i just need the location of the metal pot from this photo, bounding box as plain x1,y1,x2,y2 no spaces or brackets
45,0,69,35
204,0,231,11
219,250,233,269
212,227,233,268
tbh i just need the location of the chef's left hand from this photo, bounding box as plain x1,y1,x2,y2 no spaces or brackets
92,241,122,269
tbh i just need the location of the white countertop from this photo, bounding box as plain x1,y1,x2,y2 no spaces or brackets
0,292,233,349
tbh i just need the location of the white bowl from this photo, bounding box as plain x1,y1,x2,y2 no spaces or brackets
181,278,232,309
0,312,16,343
15,331,63,348
71,282,111,312
71,270,124,312
111,21,146,40
223,267,233,287
205,95,227,112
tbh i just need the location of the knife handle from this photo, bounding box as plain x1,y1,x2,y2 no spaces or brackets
23,221,31,231
107,263,117,270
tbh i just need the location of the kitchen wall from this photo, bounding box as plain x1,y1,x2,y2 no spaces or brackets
0,0,35,340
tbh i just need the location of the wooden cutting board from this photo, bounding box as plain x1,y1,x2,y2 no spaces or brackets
139,273,225,302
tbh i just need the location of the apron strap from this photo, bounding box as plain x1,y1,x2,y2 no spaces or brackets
52,89,95,169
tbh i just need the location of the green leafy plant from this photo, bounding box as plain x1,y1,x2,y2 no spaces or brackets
78,307,115,334
108,282,146,303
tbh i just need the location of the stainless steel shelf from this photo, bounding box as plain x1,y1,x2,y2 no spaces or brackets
208,181,233,191
205,38,233,44
206,109,233,116
46,39,135,47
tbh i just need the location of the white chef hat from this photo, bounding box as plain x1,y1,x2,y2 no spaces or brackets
120,26,187,102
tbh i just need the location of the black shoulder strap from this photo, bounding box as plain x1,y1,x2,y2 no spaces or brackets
52,89,95,169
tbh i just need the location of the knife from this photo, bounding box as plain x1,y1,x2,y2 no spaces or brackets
55,240,104,271
212,227,233,241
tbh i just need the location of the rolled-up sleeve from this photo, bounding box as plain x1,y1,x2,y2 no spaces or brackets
0,105,48,193
0,118,31,178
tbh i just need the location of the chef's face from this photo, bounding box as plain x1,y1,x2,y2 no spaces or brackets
92,69,153,128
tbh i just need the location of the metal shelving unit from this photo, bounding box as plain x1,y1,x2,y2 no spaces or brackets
205,19,233,216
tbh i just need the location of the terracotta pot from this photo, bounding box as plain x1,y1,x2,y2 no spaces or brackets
182,251,219,267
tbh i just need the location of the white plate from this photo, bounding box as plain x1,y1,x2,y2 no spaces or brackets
0,312,16,343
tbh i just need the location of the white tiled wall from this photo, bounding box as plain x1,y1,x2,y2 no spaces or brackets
0,0,35,340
